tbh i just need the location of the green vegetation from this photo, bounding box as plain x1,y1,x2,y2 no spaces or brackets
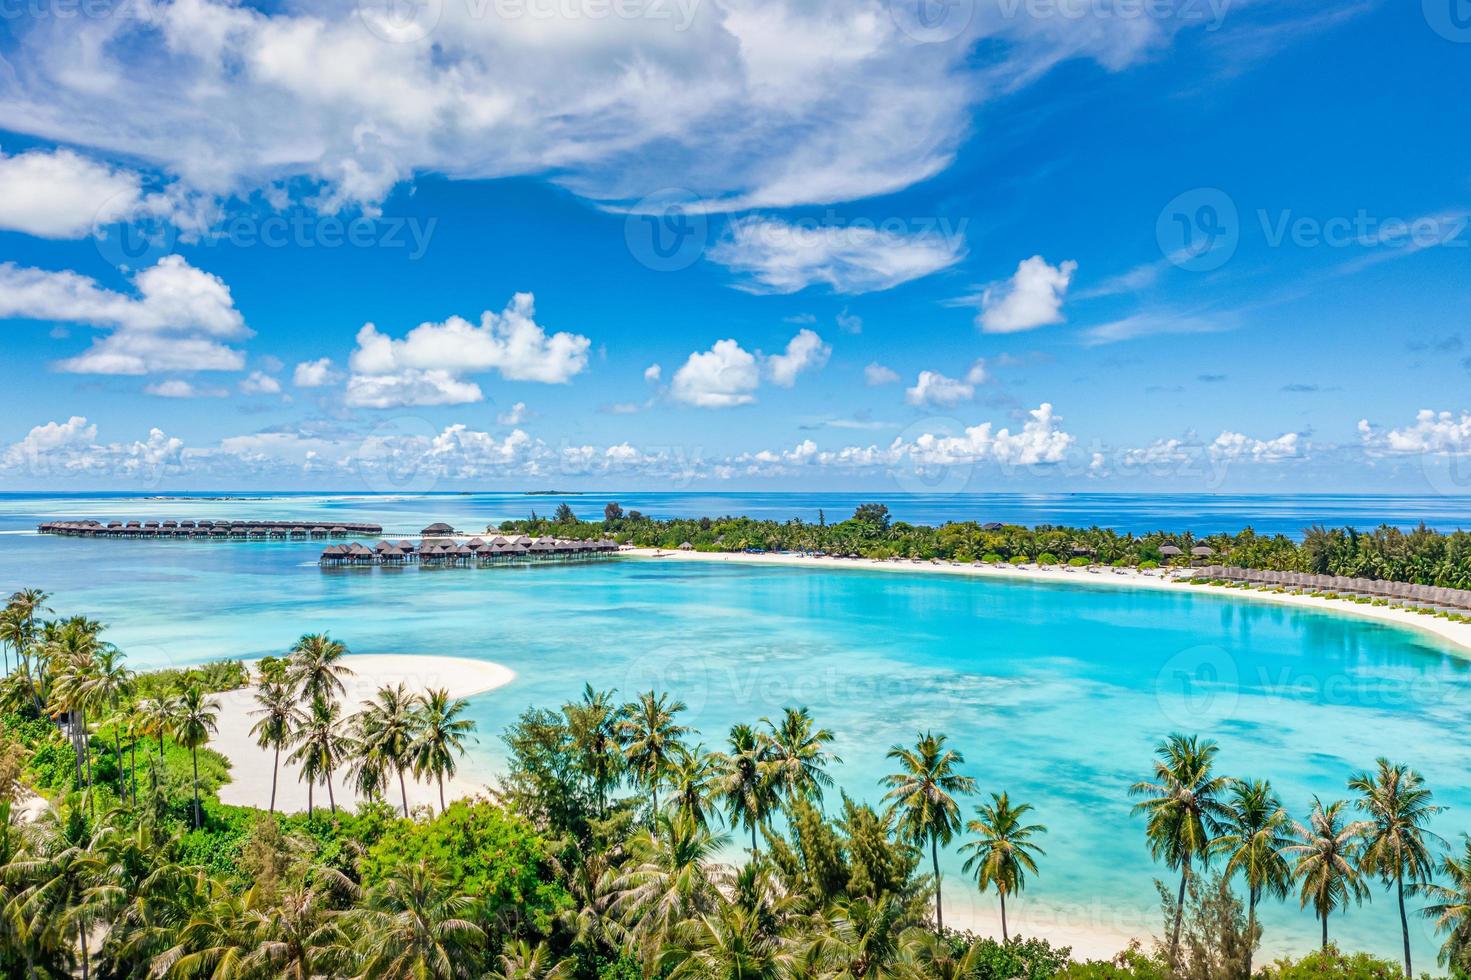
500,504,1471,589
3,588,1469,978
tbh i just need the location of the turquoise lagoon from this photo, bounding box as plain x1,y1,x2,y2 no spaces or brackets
4,494,1471,958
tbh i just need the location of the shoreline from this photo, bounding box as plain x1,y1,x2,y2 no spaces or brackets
212,654,514,814
625,548,1471,655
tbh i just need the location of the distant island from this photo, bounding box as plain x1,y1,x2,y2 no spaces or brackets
523,490,583,495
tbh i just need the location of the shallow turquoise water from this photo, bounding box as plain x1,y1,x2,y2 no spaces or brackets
4,504,1471,959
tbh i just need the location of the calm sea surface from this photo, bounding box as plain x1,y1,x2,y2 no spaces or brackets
3,491,1470,959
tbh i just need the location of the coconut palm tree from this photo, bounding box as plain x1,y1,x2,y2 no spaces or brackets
609,812,729,965
1418,834,1471,975
667,744,722,831
290,695,347,817
411,687,477,814
249,681,299,814
958,792,1046,942
9,802,105,979
618,690,690,818
285,632,353,704
565,684,622,817
1215,778,1293,977
760,706,841,805
663,903,792,979
1128,733,1231,968
880,731,976,934
137,695,177,755
355,683,421,818
6,588,50,701
242,881,350,978
1286,797,1372,949
719,723,776,858
1350,758,1444,978
173,685,219,828
347,858,485,979
486,940,568,980
83,646,133,800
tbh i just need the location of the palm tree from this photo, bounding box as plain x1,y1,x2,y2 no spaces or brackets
1128,733,1231,968
84,646,133,800
347,859,485,979
173,686,219,828
719,723,776,858
355,683,421,818
880,731,976,934
1215,778,1293,977
1419,834,1471,975
667,744,722,830
411,687,477,814
136,695,176,755
663,903,792,979
47,622,107,794
1350,758,1444,978
10,803,105,979
565,684,622,817
958,792,1046,942
609,812,729,965
6,588,50,710
242,881,350,978
618,690,690,818
290,694,347,817
285,632,353,704
249,681,299,814
1286,797,1372,949
760,706,840,804
487,940,568,980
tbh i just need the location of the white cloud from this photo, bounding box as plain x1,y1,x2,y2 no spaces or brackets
909,404,1074,466
671,339,761,408
1208,431,1301,463
1360,410,1471,455
1,418,184,480
145,379,228,398
1080,311,1231,346
865,363,900,386
978,256,1077,334
644,364,663,383
0,255,249,374
498,401,528,425
709,216,966,294
293,358,339,388
836,308,862,335
239,371,282,395
0,146,147,239
904,361,987,407
345,293,591,408
764,329,830,387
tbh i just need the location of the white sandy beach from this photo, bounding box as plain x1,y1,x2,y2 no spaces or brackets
212,654,514,814
627,547,1471,654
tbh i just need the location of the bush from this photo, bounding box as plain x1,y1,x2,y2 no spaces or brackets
1138,560,1160,570
1038,553,1059,566
1010,555,1030,565
1068,556,1089,567
982,553,1005,564
1259,945,1403,980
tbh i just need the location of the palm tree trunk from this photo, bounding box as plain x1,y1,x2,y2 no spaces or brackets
81,708,93,788
129,738,137,806
191,745,201,827
79,920,89,980
1169,859,1189,969
308,778,314,818
326,768,337,815
1320,908,1327,950
1000,891,1009,943
751,822,758,858
398,767,409,818
1246,890,1257,979
438,772,445,814
269,743,280,813
113,727,124,797
1397,871,1412,978
931,835,944,934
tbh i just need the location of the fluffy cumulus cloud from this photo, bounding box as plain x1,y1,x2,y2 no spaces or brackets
145,379,228,398
0,256,249,374
708,216,966,294
346,293,591,408
239,371,282,395
0,146,147,238
671,330,829,407
978,256,1077,334
0,0,1205,218
909,404,1074,467
764,329,831,387
1360,410,1471,455
293,358,339,388
671,339,762,408
1208,430,1301,462
2,417,184,480
864,362,899,386
904,361,988,407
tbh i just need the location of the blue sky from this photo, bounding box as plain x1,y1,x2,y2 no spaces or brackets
1,0,1469,493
